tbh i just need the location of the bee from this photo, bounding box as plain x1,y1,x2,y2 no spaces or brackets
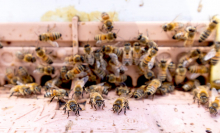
192,82,210,106
94,32,117,44
184,26,197,47
44,88,68,103
89,92,105,110
204,43,220,65
182,80,196,91
64,54,84,65
44,77,63,91
196,52,208,65
94,68,107,80
17,66,33,83
209,88,220,116
84,44,95,66
33,65,55,75
172,31,187,41
0,42,3,48
145,79,162,98
175,64,187,85
5,68,19,85
188,65,209,79
39,32,61,47
140,46,158,71
109,53,128,76
107,74,127,85
162,15,183,32
9,85,32,97
71,76,89,99
101,12,114,31
168,61,176,76
85,83,109,96
144,70,155,80
133,85,147,99
35,47,53,64
63,100,82,117
102,45,122,57
156,82,174,95
132,42,145,65
122,43,133,66
112,97,130,115
116,86,130,96
25,83,42,94
65,64,87,80
157,59,173,82
199,15,218,42
137,33,149,46
179,49,201,67
60,66,68,80
15,50,36,63
93,49,107,70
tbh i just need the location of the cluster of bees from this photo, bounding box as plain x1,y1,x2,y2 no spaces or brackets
3,12,220,117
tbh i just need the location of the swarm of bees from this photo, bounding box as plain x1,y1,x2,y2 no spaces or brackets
2,12,220,118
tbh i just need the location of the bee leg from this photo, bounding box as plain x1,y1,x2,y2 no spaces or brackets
50,96,55,103
67,110,70,118
9,92,15,97
63,106,67,114
151,94,155,101
102,103,105,110
193,96,196,103
118,109,122,115
124,107,127,115
197,100,200,108
82,93,83,98
94,104,97,111
78,110,80,116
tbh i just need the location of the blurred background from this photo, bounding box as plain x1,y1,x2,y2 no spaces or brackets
0,0,219,22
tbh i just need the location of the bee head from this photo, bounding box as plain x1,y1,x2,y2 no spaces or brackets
162,24,168,32
113,33,117,39
172,35,176,39
137,34,142,40
18,66,23,69
209,106,217,114
59,33,62,37
212,19,218,24
32,57,36,63
107,26,114,31
108,75,115,83
200,95,208,104
24,87,32,95
112,104,120,113
161,60,167,64
102,88,109,95
146,71,154,79
35,85,42,93
80,55,85,62
160,87,167,95
35,47,41,51
96,100,104,108
189,27,196,32
84,44,91,53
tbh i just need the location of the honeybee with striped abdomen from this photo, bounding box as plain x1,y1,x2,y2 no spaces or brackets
204,43,220,65
145,79,162,99
209,88,220,116
44,77,63,91
107,74,127,85
44,88,68,103
65,64,87,80
157,59,172,82
64,54,84,65
109,53,128,76
85,83,109,96
94,32,117,44
63,100,82,118
102,45,123,57
184,26,197,47
16,81,42,95
5,68,19,85
93,49,107,70
116,85,131,96
172,30,187,41
122,43,133,66
182,80,197,91
175,63,187,85
179,49,201,67
39,27,61,47
101,12,114,31
156,82,174,95
16,50,36,63
17,66,33,84
89,92,105,110
35,47,53,64
187,65,209,79
199,15,218,43
9,84,32,97
84,44,95,66
132,42,146,65
33,65,55,75
133,85,147,99
162,15,184,32
71,76,89,99
112,97,130,115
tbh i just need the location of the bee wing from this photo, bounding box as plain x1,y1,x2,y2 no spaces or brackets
166,68,172,82
96,82,105,86
109,53,118,60
47,40,59,47
204,48,216,61
74,72,88,78
120,65,128,71
211,88,218,102
194,80,200,89
4,84,15,88
189,73,201,79
78,76,89,87
139,53,147,62
96,60,101,68
33,69,41,74
16,80,24,85
183,58,193,67
148,56,155,70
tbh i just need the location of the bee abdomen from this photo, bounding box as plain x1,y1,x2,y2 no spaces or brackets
199,30,211,42
16,51,24,60
134,90,144,99
146,86,156,95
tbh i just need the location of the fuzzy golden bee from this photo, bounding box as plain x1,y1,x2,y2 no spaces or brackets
122,43,133,66
107,74,127,85
162,15,183,32
168,61,176,76
209,88,220,116
137,33,149,46
5,68,19,85
25,83,42,94
133,85,147,99
44,88,68,103
64,54,84,65
84,44,95,66
33,65,55,75
156,82,174,95
9,85,32,97
65,64,87,80
199,15,218,42
17,66,33,84
188,65,209,79
63,100,82,117
44,77,63,91
145,79,162,98
102,45,122,57
71,76,88,99
157,59,172,82
109,53,128,76
89,92,105,110
193,82,210,106
101,12,114,31
182,80,196,91
112,97,130,115
85,83,109,96
132,42,146,65
39,32,61,47
175,64,187,85
116,86,130,96
93,49,107,70
172,31,187,41
35,47,53,64
184,26,196,47
179,49,201,67
94,32,117,44
204,43,220,65
15,50,36,63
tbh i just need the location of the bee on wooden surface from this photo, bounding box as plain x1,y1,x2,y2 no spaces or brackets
85,83,109,96
9,85,32,97
156,82,174,95
162,15,184,32
116,86,131,96
15,50,36,63
137,33,149,46
84,44,95,66
39,29,61,47
101,12,114,31
122,43,133,66
179,49,201,67
5,68,19,85
65,64,87,80
102,45,123,57
204,43,220,65
132,42,146,65
107,74,127,85
16,81,42,95
17,66,33,84
44,88,68,103
63,100,82,117
89,92,105,110
71,76,89,99
157,59,172,82
112,97,130,115
140,46,158,71
133,85,147,99
145,79,162,99
184,26,196,47
33,65,55,75
209,88,220,116
175,64,187,85
192,82,210,106
172,31,187,41
64,54,84,65
187,65,209,79
182,80,197,91
94,32,117,44
35,47,53,64
199,15,218,42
